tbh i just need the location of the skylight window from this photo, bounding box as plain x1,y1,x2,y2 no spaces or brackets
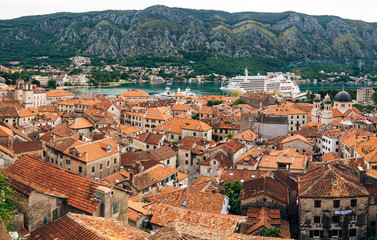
240,179,244,183
251,174,256,178
229,172,233,176
332,181,338,185
182,200,188,207
163,199,168,203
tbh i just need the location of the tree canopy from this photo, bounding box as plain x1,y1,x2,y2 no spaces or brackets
224,180,242,214
0,173,18,231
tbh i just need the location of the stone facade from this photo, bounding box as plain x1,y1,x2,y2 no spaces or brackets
299,197,368,239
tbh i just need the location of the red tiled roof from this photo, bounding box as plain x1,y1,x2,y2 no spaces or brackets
201,152,232,168
298,160,369,198
12,140,43,154
239,177,289,204
150,203,245,232
134,132,164,145
144,187,226,214
0,155,110,213
28,212,149,240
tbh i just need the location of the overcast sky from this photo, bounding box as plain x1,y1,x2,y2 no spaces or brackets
1,0,377,22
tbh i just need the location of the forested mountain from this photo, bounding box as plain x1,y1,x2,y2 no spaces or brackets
1,5,377,68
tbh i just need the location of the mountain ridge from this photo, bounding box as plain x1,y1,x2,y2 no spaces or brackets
1,5,377,66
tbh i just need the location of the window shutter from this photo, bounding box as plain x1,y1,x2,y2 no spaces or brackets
320,231,324,238
310,231,313,238
339,230,343,238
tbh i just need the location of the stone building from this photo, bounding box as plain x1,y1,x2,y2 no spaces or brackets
281,134,313,153
298,160,369,239
44,137,120,179
0,155,128,232
240,91,276,108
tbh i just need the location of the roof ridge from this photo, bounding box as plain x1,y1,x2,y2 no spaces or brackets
330,165,369,195
299,168,332,196
67,213,106,239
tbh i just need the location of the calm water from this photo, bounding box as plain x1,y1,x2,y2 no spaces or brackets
67,82,377,97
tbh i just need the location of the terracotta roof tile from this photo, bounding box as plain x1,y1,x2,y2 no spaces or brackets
239,177,289,204
150,221,292,240
233,129,259,142
322,152,341,162
1,156,111,213
298,160,369,198
145,187,227,214
0,106,19,117
219,169,269,184
69,117,94,129
201,152,232,168
150,203,246,232
51,124,77,137
134,132,164,145
12,140,43,154
281,134,313,146
46,89,75,98
120,89,150,98
154,118,212,134
121,146,176,166
28,212,149,240
133,164,177,191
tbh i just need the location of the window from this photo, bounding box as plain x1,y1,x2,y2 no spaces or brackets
185,153,189,157
314,200,321,208
330,230,342,238
114,158,117,165
100,163,103,170
112,202,120,215
349,228,357,237
91,165,95,173
333,200,340,208
314,216,321,224
107,160,110,167
147,145,150,149
332,215,340,223
79,166,83,173
167,159,170,165
350,215,356,223
310,230,323,238
207,168,212,174
193,132,196,136
66,159,71,165
171,135,174,139
351,199,357,207
52,208,59,220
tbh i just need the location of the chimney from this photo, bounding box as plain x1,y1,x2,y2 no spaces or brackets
129,172,134,185
357,166,366,185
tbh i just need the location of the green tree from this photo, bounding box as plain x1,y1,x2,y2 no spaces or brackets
263,227,282,238
191,113,199,119
207,100,223,106
0,173,18,231
225,133,234,139
223,180,242,214
372,91,377,104
230,99,245,106
47,79,57,89
31,79,40,87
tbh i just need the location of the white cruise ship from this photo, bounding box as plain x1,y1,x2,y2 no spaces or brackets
220,69,300,97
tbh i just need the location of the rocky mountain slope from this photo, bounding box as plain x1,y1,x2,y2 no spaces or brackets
1,5,377,65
